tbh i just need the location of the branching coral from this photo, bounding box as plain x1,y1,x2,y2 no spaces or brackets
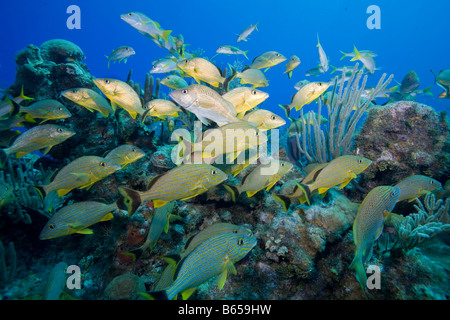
395,194,450,251
294,64,393,164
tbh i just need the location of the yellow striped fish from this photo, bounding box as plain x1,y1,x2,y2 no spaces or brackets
224,160,293,202
20,99,72,123
175,121,267,165
142,99,181,122
394,175,442,202
297,155,372,205
235,68,269,88
284,55,301,79
61,88,114,117
169,84,240,127
222,87,269,117
36,156,121,197
176,57,225,88
39,201,118,240
104,144,146,168
279,81,330,117
242,109,286,131
0,124,75,167
149,232,257,300
152,222,253,292
249,51,286,72
93,78,145,119
350,186,400,291
117,163,227,214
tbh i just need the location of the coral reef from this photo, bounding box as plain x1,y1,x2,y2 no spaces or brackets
103,273,146,300
354,101,450,190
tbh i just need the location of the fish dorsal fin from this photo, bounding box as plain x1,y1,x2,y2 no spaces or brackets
146,174,163,190
183,234,195,251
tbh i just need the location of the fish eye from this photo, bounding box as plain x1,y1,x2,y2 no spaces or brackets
271,116,276,120
233,229,238,233
281,163,285,167
49,224,56,230
238,239,244,245
276,53,280,56
57,128,63,133
391,192,396,197
127,12,132,16
182,89,188,94
430,180,434,184
100,162,106,167
211,170,216,175
319,82,322,86
255,131,259,136
105,79,110,84
58,107,63,111
358,159,362,163
251,90,257,95
184,59,189,63
132,148,136,152
71,89,77,93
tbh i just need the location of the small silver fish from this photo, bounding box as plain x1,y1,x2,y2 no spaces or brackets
105,46,135,68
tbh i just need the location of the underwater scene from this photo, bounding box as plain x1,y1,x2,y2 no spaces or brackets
0,0,449,302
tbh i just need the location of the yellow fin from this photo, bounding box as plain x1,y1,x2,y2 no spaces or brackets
181,287,197,300
339,179,352,189
246,190,259,198
57,189,71,197
318,187,329,195
100,212,114,222
153,199,169,208
264,178,279,192
76,228,93,235
16,152,28,158
217,270,228,290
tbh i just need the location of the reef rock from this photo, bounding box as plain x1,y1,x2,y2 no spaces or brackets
103,273,145,300
8,39,94,100
354,100,449,190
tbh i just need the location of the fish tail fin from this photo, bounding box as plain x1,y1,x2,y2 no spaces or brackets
295,183,311,206
243,51,249,60
316,33,320,47
349,254,368,293
330,65,337,74
287,71,293,80
271,194,291,212
117,187,142,216
339,51,348,61
350,46,361,61
279,104,291,118
223,184,240,203
7,99,21,117
254,21,259,31
19,85,33,101
224,65,237,92
33,185,47,201
161,30,172,43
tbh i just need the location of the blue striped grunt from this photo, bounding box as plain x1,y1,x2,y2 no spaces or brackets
93,78,145,119
117,163,227,214
152,222,253,292
297,155,372,205
150,232,257,300
350,186,400,292
0,124,75,167
61,88,114,117
224,160,293,202
19,99,72,123
36,156,121,198
104,144,146,169
39,201,118,240
394,175,442,202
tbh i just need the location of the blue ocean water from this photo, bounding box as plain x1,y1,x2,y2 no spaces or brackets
0,0,449,302
1,0,449,115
